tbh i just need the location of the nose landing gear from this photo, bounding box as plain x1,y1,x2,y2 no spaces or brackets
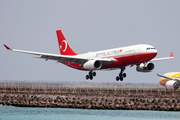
86,71,96,80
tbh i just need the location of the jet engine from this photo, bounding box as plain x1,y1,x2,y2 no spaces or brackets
165,80,180,90
83,60,102,70
136,62,154,72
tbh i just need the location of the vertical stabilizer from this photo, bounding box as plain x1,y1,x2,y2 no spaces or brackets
56,30,77,56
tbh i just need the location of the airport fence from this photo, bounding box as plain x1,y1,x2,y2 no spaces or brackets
0,81,179,98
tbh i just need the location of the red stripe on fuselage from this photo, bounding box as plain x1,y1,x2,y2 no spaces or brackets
102,52,157,68
60,52,157,71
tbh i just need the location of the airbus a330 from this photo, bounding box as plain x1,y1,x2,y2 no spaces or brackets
4,30,173,81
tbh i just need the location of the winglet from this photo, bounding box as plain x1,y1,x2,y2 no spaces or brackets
170,52,173,57
3,44,11,50
157,73,161,77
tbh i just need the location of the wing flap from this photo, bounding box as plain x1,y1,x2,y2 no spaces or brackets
40,54,88,64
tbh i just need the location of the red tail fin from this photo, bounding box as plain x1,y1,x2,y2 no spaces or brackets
56,30,77,56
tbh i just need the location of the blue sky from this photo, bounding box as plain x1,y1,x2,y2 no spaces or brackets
1,0,179,83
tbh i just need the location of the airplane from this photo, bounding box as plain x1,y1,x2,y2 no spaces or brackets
4,30,174,81
157,72,180,90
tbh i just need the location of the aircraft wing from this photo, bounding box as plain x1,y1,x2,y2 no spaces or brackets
150,52,173,62
4,44,117,65
157,73,180,81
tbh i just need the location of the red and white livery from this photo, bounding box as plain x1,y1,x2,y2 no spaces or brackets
4,30,173,81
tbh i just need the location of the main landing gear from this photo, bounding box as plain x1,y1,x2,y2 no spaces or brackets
86,71,96,80
116,68,126,81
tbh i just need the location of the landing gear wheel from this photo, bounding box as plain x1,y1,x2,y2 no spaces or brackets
86,75,89,80
123,73,126,78
120,76,123,81
116,76,120,81
93,72,96,76
90,75,93,80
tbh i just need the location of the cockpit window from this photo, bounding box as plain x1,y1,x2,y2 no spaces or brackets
146,48,155,50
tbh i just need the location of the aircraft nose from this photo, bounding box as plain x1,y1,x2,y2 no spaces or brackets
151,46,157,54
154,49,157,54
154,49,158,56
149,46,157,56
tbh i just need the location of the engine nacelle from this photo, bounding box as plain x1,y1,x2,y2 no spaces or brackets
83,60,102,70
165,80,180,90
136,62,154,72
